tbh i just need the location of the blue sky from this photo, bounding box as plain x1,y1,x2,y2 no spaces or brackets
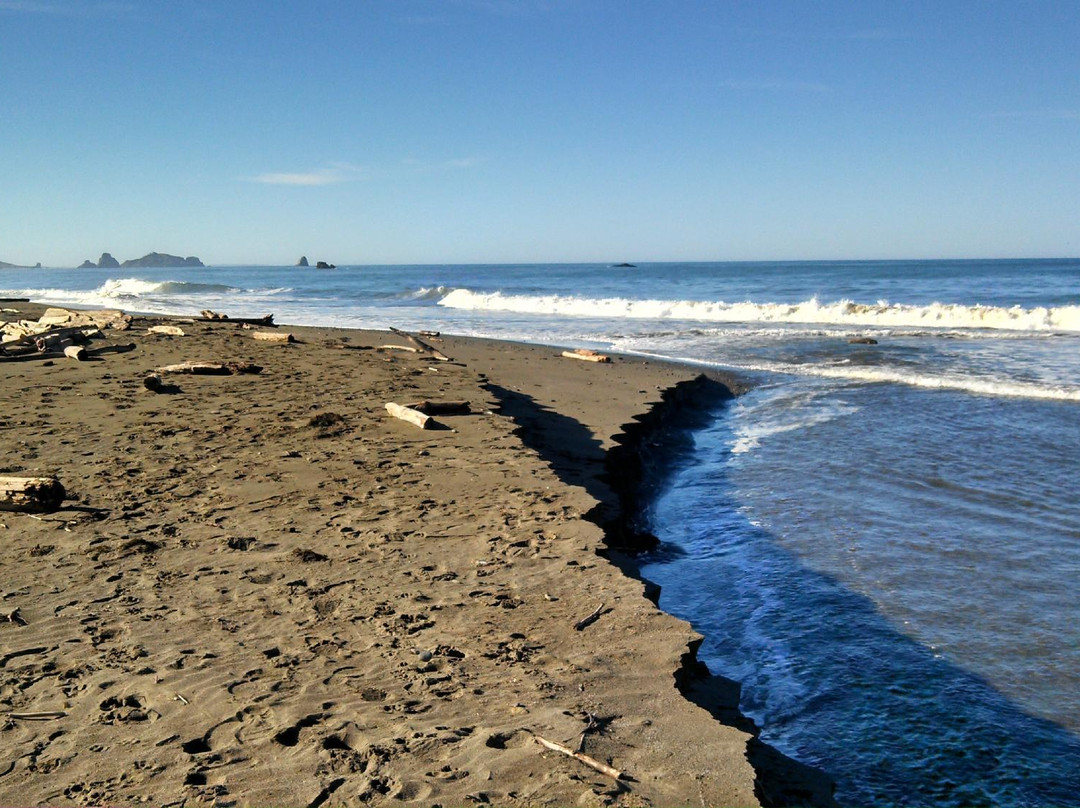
1,0,1078,266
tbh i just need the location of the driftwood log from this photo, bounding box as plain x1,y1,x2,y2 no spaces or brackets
405,400,471,415
200,310,275,326
0,477,66,513
148,325,185,336
156,361,262,375
389,327,451,361
562,349,611,363
4,326,99,352
385,402,433,429
253,331,295,343
63,345,87,361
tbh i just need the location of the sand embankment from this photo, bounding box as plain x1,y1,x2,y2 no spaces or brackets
0,304,832,806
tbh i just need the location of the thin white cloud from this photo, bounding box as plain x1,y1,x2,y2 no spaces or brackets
721,79,833,94
247,163,363,186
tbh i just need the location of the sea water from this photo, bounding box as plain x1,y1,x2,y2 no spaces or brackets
4,259,1079,805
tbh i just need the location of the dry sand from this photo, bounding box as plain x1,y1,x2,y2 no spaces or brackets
0,304,833,807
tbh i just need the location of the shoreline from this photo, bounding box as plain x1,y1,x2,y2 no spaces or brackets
1,303,834,806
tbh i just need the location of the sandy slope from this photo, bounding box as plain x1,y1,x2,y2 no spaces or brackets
0,305,831,807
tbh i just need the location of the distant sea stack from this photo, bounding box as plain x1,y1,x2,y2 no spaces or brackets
296,256,309,267
77,251,202,269
120,252,205,268
316,261,336,269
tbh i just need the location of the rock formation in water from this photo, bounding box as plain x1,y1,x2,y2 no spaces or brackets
296,256,309,267
0,259,41,269
120,252,205,268
315,261,336,269
78,253,120,269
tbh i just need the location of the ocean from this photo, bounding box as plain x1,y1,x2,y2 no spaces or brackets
4,259,1079,805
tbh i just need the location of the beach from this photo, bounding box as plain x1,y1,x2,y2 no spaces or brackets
0,303,831,807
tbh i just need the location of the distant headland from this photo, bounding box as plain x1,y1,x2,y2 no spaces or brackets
78,252,205,269
0,260,42,269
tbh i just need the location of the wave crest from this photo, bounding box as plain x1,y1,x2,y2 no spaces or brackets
439,290,1080,333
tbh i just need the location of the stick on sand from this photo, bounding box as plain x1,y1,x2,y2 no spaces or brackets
533,734,624,780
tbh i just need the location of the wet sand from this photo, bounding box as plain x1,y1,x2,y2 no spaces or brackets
0,304,833,806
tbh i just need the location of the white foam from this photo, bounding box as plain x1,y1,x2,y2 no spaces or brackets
712,357,1080,403
731,394,860,455
438,289,1080,333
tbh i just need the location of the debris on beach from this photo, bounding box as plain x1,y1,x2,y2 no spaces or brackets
155,360,262,375
199,309,275,327
390,326,451,361
561,348,611,363
405,400,471,415
148,325,185,336
252,330,295,343
0,307,136,362
0,476,66,514
385,401,436,429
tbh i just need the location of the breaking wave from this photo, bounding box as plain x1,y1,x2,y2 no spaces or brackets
1,278,290,310
439,290,1080,333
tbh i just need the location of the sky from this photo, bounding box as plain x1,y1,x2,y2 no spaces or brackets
1,0,1078,266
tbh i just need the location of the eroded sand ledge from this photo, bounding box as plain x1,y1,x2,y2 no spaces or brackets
0,305,833,806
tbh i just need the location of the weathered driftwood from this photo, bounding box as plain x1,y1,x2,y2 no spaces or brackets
37,308,131,331
377,344,420,353
5,326,100,351
390,327,451,361
405,400,471,415
200,310,275,326
562,349,611,363
0,351,64,363
63,345,87,361
0,477,66,513
252,331,294,343
156,361,262,375
148,325,185,336
385,402,433,429
534,734,624,780
6,711,67,721
573,603,605,631
143,373,164,392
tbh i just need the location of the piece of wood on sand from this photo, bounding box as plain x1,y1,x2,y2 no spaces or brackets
63,345,87,361
562,348,611,363
533,734,625,781
389,326,451,361
377,344,420,354
404,400,471,415
148,325,185,336
252,331,295,343
573,602,605,631
385,402,435,429
200,310,275,326
0,477,66,514
156,361,262,375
